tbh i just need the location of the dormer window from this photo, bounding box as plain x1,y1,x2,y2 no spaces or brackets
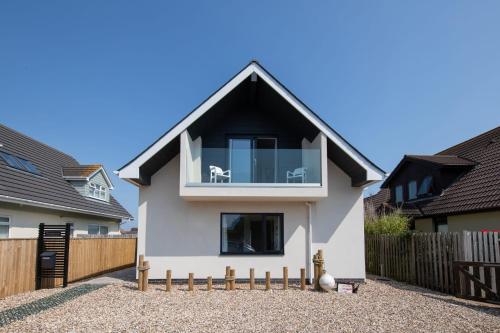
418,176,433,197
408,180,417,200
89,182,106,201
395,185,403,204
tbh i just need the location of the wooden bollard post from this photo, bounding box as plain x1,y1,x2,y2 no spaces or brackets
225,266,231,291
265,271,271,290
318,249,324,273
141,261,150,291
300,268,306,290
312,253,318,290
138,255,144,291
249,268,255,290
283,267,288,290
207,276,212,291
166,270,172,292
188,273,194,291
230,269,236,290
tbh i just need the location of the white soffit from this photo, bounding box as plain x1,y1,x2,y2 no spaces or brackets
118,62,385,181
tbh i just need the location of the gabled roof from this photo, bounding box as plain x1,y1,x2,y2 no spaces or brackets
117,60,385,185
62,164,101,177
381,154,476,188
0,123,132,220
372,126,500,217
405,155,477,166
62,164,114,189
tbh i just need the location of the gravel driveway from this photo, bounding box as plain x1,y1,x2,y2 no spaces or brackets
0,273,499,332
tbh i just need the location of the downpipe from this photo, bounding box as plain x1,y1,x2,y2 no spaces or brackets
305,202,313,284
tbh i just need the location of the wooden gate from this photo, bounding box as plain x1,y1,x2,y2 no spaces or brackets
453,261,500,304
35,223,71,289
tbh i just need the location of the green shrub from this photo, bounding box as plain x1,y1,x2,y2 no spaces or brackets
364,209,410,235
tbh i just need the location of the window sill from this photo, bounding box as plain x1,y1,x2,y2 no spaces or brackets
219,252,284,256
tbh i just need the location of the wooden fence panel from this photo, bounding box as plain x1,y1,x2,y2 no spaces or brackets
68,238,137,282
0,237,136,299
365,232,500,296
0,239,37,299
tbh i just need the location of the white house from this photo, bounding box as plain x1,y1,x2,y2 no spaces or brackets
0,124,133,238
117,61,385,282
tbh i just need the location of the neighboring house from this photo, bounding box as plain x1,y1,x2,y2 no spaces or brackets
365,126,500,232
117,61,385,282
0,124,133,238
121,227,138,235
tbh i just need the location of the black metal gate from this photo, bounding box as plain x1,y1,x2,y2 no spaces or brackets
35,223,71,289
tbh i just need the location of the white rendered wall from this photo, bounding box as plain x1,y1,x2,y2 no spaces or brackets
0,204,120,238
312,160,365,280
138,154,365,280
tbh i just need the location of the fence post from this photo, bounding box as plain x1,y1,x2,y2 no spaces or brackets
250,268,255,290
166,270,172,292
265,271,271,290
207,276,212,291
141,261,150,291
138,255,144,291
300,268,306,290
225,266,231,291
410,235,416,284
188,273,194,291
380,236,385,277
283,267,288,290
230,269,236,290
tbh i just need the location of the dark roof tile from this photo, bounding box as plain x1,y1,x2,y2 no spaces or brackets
0,124,132,220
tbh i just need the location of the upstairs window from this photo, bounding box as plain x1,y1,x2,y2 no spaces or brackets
0,216,9,239
395,185,403,204
88,182,106,201
408,180,417,200
88,225,109,235
0,151,41,175
418,176,433,197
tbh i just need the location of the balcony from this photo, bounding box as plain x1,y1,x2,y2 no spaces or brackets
179,131,328,201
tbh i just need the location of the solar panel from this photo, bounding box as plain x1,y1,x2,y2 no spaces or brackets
0,151,41,175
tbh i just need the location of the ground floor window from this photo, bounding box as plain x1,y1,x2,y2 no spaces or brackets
220,213,283,255
88,224,109,235
433,216,448,232
0,216,9,238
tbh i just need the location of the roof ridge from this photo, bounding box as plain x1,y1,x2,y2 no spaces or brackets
0,123,79,164
437,126,500,155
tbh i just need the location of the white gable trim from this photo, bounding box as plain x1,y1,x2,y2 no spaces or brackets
88,167,114,189
117,62,385,182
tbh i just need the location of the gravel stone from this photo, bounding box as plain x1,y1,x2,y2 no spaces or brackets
0,274,499,332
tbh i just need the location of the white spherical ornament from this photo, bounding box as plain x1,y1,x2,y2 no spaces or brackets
319,271,335,291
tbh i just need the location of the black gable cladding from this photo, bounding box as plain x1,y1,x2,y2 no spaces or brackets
187,75,321,183
0,124,132,219
187,76,319,147
139,74,373,186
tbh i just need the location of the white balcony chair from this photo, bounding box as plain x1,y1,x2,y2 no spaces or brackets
286,167,307,183
209,165,231,183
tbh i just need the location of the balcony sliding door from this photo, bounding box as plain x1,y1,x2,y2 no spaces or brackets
228,137,277,183
229,138,252,183
253,138,276,183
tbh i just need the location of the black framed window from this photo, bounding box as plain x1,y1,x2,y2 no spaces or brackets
433,216,448,232
220,213,284,255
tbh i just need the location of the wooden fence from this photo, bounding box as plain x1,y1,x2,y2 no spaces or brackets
365,231,500,295
0,237,137,299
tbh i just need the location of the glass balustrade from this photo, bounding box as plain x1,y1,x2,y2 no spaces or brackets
186,148,321,185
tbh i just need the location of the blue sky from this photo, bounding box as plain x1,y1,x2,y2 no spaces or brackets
1,1,499,229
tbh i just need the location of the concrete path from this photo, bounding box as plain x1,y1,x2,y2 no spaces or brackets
83,267,136,285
